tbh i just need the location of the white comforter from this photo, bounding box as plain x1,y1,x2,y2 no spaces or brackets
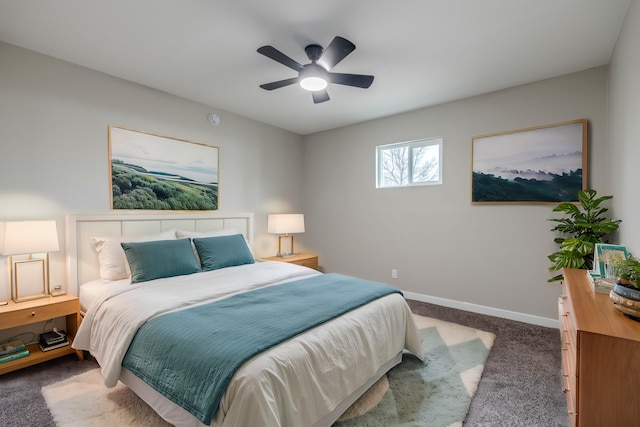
73,262,423,427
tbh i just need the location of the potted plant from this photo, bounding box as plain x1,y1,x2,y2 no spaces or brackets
547,189,620,282
610,255,640,286
609,255,640,320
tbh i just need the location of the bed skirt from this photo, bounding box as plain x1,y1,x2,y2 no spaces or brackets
120,351,402,427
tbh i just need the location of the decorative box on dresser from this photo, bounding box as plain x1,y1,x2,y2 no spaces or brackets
560,268,640,426
263,253,319,270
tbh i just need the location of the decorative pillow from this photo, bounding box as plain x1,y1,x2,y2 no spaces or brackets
91,230,177,281
176,228,255,259
192,234,255,271
121,238,200,283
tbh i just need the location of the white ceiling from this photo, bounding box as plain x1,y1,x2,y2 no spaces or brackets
0,0,631,135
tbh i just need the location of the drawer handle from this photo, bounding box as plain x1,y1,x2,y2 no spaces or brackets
31,311,36,316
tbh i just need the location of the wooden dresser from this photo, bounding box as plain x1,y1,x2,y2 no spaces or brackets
560,268,640,426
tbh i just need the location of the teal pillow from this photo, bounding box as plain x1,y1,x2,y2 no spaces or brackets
121,238,201,283
192,234,255,271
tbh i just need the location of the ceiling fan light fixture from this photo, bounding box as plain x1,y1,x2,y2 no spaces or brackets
299,76,327,91
298,63,328,91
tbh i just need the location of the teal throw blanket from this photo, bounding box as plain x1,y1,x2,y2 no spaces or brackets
122,273,402,424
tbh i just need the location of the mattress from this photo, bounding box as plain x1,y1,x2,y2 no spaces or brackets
78,278,128,312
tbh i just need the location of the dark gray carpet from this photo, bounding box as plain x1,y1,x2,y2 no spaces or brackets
407,300,568,426
0,299,567,426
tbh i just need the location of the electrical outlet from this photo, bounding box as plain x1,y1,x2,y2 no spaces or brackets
391,269,398,279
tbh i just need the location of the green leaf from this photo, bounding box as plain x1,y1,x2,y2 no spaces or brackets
560,238,594,256
552,203,580,215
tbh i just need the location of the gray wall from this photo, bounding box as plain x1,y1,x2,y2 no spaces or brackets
609,0,640,254
0,42,303,301
301,67,609,324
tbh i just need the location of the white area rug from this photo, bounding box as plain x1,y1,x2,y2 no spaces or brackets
42,368,171,427
42,315,495,427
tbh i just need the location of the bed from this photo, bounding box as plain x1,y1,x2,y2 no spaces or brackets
67,212,423,427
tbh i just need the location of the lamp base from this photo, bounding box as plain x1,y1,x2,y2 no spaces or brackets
279,253,296,258
276,235,297,259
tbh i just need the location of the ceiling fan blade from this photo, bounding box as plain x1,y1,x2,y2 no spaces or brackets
257,46,304,72
260,77,299,91
328,72,374,88
312,90,330,104
317,36,355,70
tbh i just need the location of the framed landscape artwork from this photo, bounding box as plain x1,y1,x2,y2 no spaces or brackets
471,119,587,204
109,126,219,210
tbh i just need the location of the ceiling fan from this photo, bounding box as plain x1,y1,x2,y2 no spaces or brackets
257,36,374,104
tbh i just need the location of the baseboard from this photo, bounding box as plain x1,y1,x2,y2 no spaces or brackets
403,291,559,329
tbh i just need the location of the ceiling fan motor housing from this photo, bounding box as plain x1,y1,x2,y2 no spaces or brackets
305,44,324,63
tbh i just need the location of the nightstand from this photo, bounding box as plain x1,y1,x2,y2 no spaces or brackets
263,253,319,270
0,294,83,375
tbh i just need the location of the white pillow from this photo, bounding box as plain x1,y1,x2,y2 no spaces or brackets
176,228,254,257
91,229,177,281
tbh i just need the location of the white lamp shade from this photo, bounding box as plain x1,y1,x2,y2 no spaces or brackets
0,220,60,255
268,214,305,235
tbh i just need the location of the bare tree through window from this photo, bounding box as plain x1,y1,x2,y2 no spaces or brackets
381,145,408,186
377,138,442,188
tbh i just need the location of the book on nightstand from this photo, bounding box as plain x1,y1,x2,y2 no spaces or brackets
0,348,29,364
0,340,27,356
39,330,69,352
38,339,69,352
40,330,67,346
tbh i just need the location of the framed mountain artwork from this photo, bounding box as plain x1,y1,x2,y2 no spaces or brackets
471,119,587,204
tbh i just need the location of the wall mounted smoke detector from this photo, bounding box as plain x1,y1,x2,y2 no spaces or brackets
207,113,220,126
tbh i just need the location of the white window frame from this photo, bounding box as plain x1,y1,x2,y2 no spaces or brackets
376,137,443,188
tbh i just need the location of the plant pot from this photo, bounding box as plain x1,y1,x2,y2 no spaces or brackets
612,283,640,299
610,284,640,321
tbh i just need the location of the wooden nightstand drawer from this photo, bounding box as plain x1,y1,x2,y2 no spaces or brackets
290,257,318,270
263,253,319,271
2,298,78,330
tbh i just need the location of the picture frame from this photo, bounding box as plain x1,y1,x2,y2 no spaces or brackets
471,119,587,204
593,243,629,277
109,126,219,211
12,258,48,302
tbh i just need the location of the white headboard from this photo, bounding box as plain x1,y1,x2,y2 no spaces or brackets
66,212,254,295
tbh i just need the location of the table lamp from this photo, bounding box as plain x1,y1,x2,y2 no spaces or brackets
267,214,305,258
0,220,60,302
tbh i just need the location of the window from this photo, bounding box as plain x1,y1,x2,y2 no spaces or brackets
376,138,442,188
